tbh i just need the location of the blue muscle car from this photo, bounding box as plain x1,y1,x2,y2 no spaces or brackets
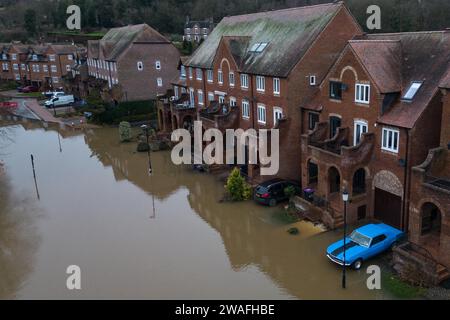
326,223,404,270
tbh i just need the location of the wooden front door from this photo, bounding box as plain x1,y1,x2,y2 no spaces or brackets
374,188,402,229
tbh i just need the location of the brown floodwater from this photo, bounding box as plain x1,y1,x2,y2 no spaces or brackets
0,119,393,299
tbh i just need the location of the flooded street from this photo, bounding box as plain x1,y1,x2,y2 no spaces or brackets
0,120,392,299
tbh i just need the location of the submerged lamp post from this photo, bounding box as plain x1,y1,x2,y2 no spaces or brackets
342,189,349,289
141,124,153,175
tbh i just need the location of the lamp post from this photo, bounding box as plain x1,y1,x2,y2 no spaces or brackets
141,124,153,176
342,189,349,289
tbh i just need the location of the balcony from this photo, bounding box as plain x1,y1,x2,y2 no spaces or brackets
199,101,239,131
302,121,375,173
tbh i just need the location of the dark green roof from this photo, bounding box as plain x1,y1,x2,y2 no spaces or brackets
185,2,343,77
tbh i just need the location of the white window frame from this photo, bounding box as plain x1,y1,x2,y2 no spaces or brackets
189,88,195,106
66,65,71,72
256,76,265,92
155,60,161,70
11,54,17,60
189,67,193,79
43,65,48,72
137,61,144,71
240,74,249,89
180,65,186,78
157,77,163,87
242,100,250,119
51,65,57,73
229,72,235,87
68,54,73,61
381,127,400,153
218,70,223,85
49,54,55,61
273,78,280,95
198,90,204,105
257,103,266,124
174,86,179,99
218,95,225,104
208,92,215,101
355,83,370,104
310,75,317,86
229,97,237,107
196,68,203,81
207,70,213,83
273,107,283,125
13,63,18,71
354,120,368,146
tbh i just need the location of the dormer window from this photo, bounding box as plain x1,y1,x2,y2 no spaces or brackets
403,81,423,101
180,65,186,78
2,54,6,60
49,54,56,61
11,54,17,60
32,54,38,61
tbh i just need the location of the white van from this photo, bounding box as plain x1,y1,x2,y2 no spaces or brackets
44,95,75,108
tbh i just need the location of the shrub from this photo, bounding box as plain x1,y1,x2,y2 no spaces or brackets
225,168,252,202
118,121,132,142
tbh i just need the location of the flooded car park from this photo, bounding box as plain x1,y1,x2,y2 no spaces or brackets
0,120,392,299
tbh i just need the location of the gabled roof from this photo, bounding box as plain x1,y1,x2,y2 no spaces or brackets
185,2,348,77
349,40,402,93
366,31,450,128
88,24,170,61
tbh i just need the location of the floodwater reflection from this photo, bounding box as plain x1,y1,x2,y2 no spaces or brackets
0,122,391,299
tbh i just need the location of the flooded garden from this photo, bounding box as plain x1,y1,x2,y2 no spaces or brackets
0,119,395,299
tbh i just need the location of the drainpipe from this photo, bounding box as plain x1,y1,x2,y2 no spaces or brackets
250,74,256,129
402,128,411,232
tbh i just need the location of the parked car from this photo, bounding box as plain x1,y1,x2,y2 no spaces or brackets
326,223,404,270
44,95,75,108
43,90,65,98
254,179,301,207
21,86,39,93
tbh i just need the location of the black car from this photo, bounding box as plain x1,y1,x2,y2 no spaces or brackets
254,179,301,207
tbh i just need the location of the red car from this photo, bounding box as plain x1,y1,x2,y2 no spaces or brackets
21,86,39,93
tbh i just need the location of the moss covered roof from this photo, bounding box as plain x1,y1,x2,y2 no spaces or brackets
185,2,343,77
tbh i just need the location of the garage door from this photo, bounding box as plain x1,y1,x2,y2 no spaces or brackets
374,188,402,229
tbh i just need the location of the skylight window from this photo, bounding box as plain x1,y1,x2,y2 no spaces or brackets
403,81,423,100
250,42,269,53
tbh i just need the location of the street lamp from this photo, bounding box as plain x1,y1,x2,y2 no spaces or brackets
141,124,153,176
342,189,349,289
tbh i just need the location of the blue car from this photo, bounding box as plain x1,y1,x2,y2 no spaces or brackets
326,223,404,270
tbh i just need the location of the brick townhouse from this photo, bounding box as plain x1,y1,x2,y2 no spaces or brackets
0,43,79,89
87,24,180,102
392,66,450,285
158,1,363,180
299,31,449,242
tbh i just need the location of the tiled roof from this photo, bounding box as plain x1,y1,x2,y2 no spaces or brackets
88,24,170,61
51,44,78,55
349,40,402,93
366,31,450,128
185,2,346,77
440,68,450,89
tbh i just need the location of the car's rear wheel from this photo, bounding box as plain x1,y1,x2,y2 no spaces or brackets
269,199,277,207
353,259,363,270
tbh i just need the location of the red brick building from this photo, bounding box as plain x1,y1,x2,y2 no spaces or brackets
0,43,79,89
159,2,362,180
300,31,449,236
392,64,450,285
87,24,180,102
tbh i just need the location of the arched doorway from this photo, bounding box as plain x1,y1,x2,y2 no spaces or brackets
352,168,366,196
421,203,442,238
373,170,403,229
328,167,340,194
182,115,194,133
